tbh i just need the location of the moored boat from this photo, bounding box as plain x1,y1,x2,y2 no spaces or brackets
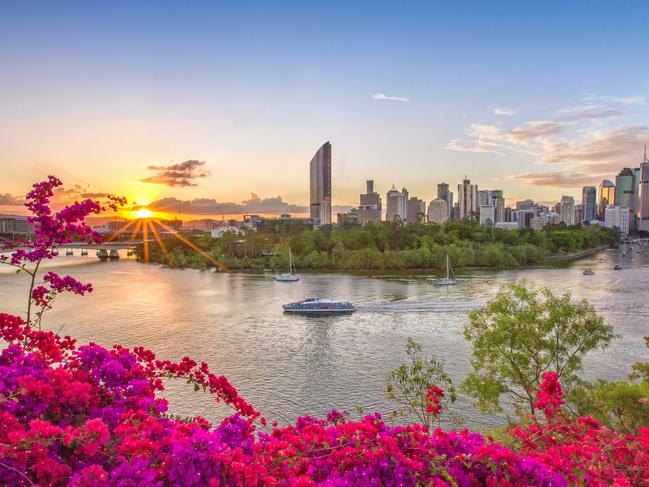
435,254,456,286
275,246,299,281
283,297,355,314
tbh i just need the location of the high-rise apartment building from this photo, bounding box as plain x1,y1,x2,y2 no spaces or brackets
386,186,408,221
309,141,332,225
359,180,382,224
427,199,449,224
559,196,575,225
581,186,597,222
605,206,633,235
457,177,478,220
638,148,649,232
598,180,615,220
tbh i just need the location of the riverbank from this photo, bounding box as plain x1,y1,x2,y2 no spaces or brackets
542,244,611,261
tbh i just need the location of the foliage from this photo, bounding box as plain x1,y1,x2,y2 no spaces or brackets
386,338,458,429
461,280,617,415
139,219,617,271
572,336,649,434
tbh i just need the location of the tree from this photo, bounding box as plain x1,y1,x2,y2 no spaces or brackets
572,336,649,434
461,280,616,416
386,338,457,429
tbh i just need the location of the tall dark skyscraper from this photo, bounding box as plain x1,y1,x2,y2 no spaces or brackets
309,141,332,225
436,183,453,217
615,168,636,210
581,186,597,222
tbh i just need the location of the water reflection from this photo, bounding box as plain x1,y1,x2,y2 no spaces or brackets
0,248,647,429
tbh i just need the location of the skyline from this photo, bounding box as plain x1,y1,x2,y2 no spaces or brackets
2,1,649,216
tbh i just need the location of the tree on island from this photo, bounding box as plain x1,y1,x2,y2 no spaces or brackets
461,280,616,416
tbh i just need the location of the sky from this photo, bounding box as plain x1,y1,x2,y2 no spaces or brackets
1,1,648,218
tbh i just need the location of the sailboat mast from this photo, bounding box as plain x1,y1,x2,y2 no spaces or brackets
446,254,450,279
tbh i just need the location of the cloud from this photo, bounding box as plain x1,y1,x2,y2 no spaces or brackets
0,194,24,206
494,107,517,116
148,194,308,216
372,93,408,102
584,94,646,106
513,172,602,188
139,160,210,187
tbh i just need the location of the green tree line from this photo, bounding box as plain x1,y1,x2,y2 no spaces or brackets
138,220,618,271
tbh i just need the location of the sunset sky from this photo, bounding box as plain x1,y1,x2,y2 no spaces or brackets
2,1,649,218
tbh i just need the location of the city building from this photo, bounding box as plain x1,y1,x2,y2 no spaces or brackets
0,216,35,236
614,168,636,212
386,186,408,221
309,141,332,226
598,180,615,220
359,180,382,224
516,199,535,211
457,177,478,220
495,222,519,230
479,205,495,225
427,198,448,224
437,183,453,217
605,206,633,235
478,190,491,206
337,209,361,228
574,204,583,224
407,197,426,223
490,190,505,223
581,186,597,222
559,196,575,225
530,215,548,230
638,148,649,232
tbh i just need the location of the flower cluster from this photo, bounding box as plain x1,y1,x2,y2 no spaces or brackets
425,385,445,417
0,176,126,327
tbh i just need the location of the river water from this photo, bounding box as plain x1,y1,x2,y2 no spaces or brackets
1,248,647,430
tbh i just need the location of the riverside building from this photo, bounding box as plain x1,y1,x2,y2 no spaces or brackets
309,141,332,226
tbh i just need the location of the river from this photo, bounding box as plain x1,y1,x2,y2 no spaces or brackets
1,248,647,430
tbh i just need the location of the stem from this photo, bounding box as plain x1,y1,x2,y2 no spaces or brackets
26,259,42,328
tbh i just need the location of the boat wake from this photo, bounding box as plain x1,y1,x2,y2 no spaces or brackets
357,301,481,313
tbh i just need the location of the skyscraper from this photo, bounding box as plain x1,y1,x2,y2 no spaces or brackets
638,147,649,232
559,196,575,225
406,197,426,223
386,186,408,221
490,189,505,223
614,168,636,210
598,180,615,220
581,186,597,222
457,177,478,220
437,183,453,217
427,199,448,224
359,180,382,224
309,141,332,225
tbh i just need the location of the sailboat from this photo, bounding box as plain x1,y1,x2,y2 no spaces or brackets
435,254,456,286
275,246,300,282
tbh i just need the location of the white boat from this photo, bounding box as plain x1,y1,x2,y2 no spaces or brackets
435,254,456,286
283,297,355,314
275,246,299,282
583,269,594,276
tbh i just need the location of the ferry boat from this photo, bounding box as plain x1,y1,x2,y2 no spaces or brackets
282,297,355,314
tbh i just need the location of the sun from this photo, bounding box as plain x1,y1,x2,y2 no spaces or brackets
132,208,155,219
